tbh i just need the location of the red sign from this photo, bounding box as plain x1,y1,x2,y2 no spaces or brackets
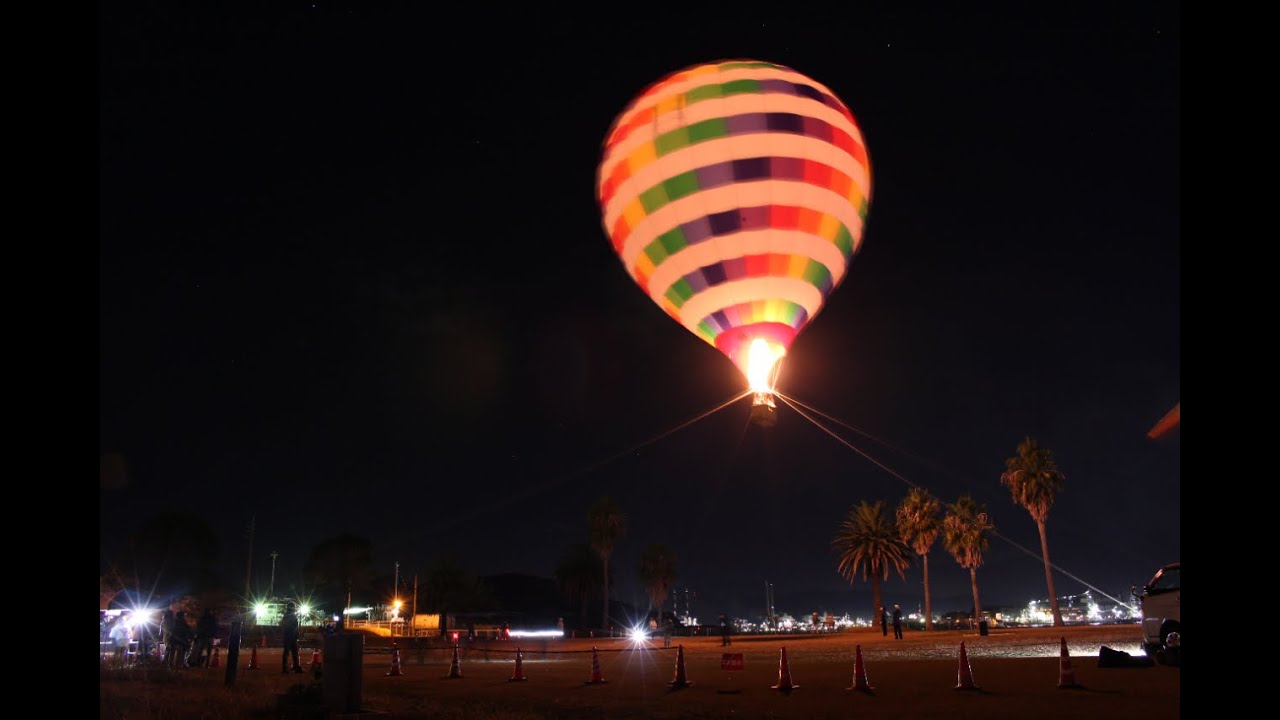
721,653,744,671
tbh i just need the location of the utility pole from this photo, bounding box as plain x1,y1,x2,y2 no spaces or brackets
244,516,256,600
268,551,279,599
393,561,400,600
412,574,419,621
765,581,775,627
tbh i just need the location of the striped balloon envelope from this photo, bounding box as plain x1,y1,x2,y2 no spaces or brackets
596,59,871,394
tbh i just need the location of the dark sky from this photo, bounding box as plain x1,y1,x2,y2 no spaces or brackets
99,3,1180,621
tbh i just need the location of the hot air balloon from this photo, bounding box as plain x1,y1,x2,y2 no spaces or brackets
596,60,872,425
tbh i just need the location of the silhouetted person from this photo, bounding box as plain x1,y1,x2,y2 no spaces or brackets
169,611,193,668
192,609,218,666
160,610,177,666
720,613,731,646
880,606,888,637
892,604,903,639
281,606,302,673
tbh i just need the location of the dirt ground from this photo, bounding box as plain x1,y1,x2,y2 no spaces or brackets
100,624,1178,719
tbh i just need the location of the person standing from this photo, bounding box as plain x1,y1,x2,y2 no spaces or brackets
880,606,888,637
169,611,193,668
160,610,177,666
720,613,731,646
662,616,673,649
192,609,218,666
281,605,302,673
892,604,903,640
109,616,131,665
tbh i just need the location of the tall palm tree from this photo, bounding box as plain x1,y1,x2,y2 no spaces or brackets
554,543,602,630
638,544,678,623
588,497,626,630
833,500,912,621
1000,436,1067,626
943,495,995,631
896,488,942,630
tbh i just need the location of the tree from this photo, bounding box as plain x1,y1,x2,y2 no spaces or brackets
1000,436,1067,627
554,543,602,629
422,558,493,636
128,512,221,598
833,500,911,621
302,534,374,611
637,544,677,623
943,495,995,630
896,488,942,630
588,497,626,630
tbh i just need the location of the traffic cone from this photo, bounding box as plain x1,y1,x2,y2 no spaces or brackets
509,647,528,682
1057,637,1083,689
771,646,799,691
445,644,463,679
846,644,873,692
309,648,321,671
585,647,607,684
954,641,979,690
260,634,267,648
210,646,220,668
247,645,259,670
386,644,403,677
668,644,692,689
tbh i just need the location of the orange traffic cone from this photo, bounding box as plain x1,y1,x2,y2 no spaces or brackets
771,646,799,691
247,645,259,670
445,644,463,679
386,644,403,677
1057,637,1083,689
955,641,979,690
509,647,528,682
310,648,323,680
668,644,692,689
261,634,267,647
585,647,607,684
210,646,220,668
846,644,873,692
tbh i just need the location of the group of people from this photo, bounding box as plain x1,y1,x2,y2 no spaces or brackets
880,604,904,639
102,608,220,667
160,608,220,667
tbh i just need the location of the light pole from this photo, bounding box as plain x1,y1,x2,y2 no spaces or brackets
268,551,278,599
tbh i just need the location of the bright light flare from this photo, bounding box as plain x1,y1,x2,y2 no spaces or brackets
509,629,565,638
746,338,785,393
299,604,311,615
254,603,268,616
629,627,648,644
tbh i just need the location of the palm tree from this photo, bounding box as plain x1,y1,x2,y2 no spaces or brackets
638,544,677,623
943,495,995,631
896,488,942,630
833,500,912,621
588,497,626,630
1000,436,1067,627
554,543,602,630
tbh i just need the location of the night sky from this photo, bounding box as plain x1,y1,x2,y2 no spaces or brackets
99,3,1180,620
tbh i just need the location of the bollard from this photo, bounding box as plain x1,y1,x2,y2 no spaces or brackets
224,620,242,687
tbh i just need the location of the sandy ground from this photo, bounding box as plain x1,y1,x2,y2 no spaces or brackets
100,624,1178,719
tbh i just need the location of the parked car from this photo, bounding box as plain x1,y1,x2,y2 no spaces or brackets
1133,562,1179,664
